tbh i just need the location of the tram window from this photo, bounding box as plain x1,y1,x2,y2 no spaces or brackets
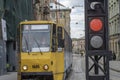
57,27,64,48
57,27,62,39
52,24,57,52
21,24,51,52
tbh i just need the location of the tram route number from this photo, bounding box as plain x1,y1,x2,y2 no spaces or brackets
32,64,40,68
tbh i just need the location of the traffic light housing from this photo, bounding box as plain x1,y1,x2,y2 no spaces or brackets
85,1,110,80
85,0,108,51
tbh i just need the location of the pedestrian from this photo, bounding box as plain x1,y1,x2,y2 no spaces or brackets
112,52,116,60
80,52,83,57
6,63,10,71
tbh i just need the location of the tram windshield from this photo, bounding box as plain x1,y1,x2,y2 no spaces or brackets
21,24,50,52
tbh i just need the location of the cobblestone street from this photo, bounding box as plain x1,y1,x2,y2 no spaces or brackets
0,54,120,80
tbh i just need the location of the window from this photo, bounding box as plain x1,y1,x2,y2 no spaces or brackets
59,12,63,18
22,24,50,52
51,13,56,19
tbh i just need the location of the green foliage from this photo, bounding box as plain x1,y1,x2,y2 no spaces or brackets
3,0,34,41
0,0,4,18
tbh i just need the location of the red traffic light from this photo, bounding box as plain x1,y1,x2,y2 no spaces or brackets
90,18,103,31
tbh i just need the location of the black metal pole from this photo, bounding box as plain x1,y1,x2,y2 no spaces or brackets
94,56,99,74
86,55,89,80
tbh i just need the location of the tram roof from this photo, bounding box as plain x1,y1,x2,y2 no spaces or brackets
20,20,56,25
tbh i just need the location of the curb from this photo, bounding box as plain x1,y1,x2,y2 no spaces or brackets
99,62,120,72
110,67,120,72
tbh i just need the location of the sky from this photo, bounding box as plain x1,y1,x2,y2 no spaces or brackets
59,0,85,38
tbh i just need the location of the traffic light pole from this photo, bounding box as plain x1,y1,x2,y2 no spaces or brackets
85,0,112,80
94,56,98,74
85,51,111,80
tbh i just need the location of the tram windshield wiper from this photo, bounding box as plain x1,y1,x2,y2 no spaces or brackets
33,37,43,55
24,36,30,54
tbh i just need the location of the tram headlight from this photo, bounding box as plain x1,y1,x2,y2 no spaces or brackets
43,64,49,70
22,65,28,71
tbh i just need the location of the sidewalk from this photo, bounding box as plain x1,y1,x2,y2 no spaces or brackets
0,60,119,80
79,54,120,72
109,61,120,72
0,72,17,80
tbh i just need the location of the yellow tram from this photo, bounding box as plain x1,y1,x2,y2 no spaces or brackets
17,20,72,80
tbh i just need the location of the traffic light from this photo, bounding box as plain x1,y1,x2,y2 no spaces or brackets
85,0,108,51
85,1,110,80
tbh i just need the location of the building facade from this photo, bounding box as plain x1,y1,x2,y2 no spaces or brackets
50,6,71,35
34,0,71,35
72,39,79,54
33,0,50,20
49,0,71,35
0,0,34,75
0,19,7,75
72,36,85,55
109,0,120,60
78,37,85,55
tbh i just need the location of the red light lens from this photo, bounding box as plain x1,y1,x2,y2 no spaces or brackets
90,18,103,31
